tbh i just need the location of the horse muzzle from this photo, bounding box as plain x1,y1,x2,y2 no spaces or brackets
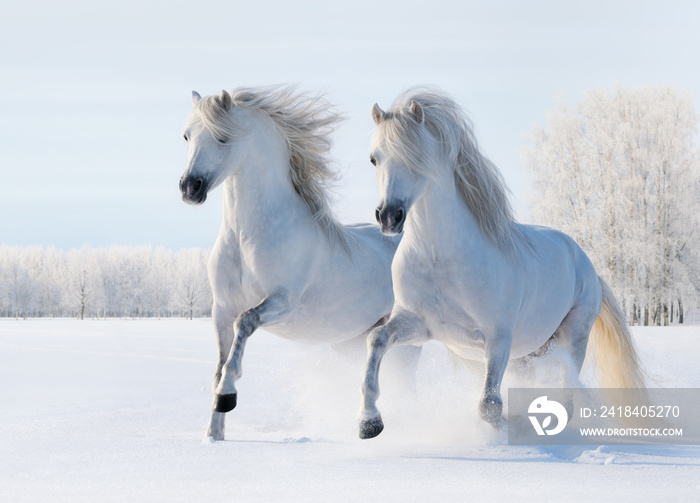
179,175,208,205
375,202,406,235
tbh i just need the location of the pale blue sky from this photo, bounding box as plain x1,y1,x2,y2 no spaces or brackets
1,0,699,249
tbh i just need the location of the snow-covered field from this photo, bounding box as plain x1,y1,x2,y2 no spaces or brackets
1,319,699,502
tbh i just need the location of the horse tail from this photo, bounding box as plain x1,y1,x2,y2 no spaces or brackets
585,278,646,390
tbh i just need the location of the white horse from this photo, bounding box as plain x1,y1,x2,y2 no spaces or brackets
179,87,418,441
358,88,646,439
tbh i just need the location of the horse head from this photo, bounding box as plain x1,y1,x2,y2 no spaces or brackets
180,90,243,205
370,100,436,235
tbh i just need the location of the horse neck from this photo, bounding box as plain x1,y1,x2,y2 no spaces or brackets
405,172,485,250
223,117,305,229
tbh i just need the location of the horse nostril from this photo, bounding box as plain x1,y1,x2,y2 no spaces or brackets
375,208,381,223
193,179,202,192
395,208,404,224
179,178,184,191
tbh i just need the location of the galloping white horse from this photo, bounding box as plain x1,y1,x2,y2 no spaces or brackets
359,88,645,439
179,87,417,441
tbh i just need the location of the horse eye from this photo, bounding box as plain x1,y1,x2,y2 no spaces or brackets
370,155,377,166
183,134,188,142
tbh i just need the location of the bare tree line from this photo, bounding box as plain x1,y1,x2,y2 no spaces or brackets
0,246,212,320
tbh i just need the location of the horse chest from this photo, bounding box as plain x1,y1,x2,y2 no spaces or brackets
394,247,485,341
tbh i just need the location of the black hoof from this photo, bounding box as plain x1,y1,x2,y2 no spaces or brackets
359,417,384,439
214,393,237,413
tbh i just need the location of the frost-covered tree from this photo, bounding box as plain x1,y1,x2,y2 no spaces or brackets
522,85,700,325
123,247,150,318
65,247,103,320
100,247,146,319
148,247,174,319
0,247,35,319
173,248,211,320
0,247,14,316
38,247,65,318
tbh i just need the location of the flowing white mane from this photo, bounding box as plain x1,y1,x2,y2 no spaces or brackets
377,87,523,255
194,86,350,250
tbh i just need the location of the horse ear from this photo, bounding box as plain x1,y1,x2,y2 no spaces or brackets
191,91,202,105
372,103,385,125
408,100,424,124
219,90,232,111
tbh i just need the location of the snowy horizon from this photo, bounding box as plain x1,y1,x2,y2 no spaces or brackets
2,0,700,250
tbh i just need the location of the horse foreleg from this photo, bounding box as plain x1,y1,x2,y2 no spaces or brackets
205,304,236,441
214,291,291,413
480,329,512,428
359,310,428,439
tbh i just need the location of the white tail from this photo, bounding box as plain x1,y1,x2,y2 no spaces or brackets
585,278,646,389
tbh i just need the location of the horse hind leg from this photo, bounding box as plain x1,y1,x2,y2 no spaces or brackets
553,303,599,388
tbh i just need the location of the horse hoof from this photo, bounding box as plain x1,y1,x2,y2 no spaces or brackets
359,417,384,439
479,395,503,426
214,393,237,413
204,431,225,442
